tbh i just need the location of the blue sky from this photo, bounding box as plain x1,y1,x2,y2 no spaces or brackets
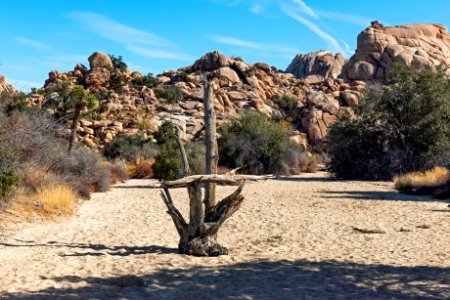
1,0,449,91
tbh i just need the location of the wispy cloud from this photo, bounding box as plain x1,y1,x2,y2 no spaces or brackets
126,46,194,61
70,11,170,47
315,10,372,27
69,11,192,60
251,4,262,15
208,35,301,57
280,4,347,55
291,0,319,19
15,37,51,52
8,78,42,91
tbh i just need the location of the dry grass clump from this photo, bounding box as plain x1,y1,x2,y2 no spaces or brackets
127,158,154,179
394,166,449,194
34,184,77,215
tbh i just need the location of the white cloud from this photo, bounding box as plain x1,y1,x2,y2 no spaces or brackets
69,11,192,60
70,11,170,47
126,46,194,61
291,0,319,19
208,35,300,57
281,6,346,54
251,4,262,15
316,10,373,27
15,37,50,52
209,35,265,51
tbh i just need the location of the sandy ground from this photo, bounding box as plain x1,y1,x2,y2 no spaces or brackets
0,172,449,299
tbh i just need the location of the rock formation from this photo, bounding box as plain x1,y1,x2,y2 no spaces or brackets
37,51,364,150
343,21,450,80
0,75,15,94
286,51,346,79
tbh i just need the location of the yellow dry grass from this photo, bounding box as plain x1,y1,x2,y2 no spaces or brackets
34,184,77,215
394,166,449,191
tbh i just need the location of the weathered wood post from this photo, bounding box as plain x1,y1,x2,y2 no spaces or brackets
203,81,218,216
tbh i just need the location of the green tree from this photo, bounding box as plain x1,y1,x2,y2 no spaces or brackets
154,121,176,144
60,85,99,154
327,65,450,179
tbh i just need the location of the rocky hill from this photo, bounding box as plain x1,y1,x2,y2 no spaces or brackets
35,51,363,151
286,51,346,79
2,22,449,152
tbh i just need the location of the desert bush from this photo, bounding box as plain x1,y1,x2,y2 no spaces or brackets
0,91,29,115
186,142,206,175
131,159,154,179
109,74,127,90
244,66,256,77
152,141,180,181
104,132,157,162
35,184,76,215
327,65,450,180
276,143,319,175
109,54,128,72
154,121,176,145
108,161,129,183
155,86,183,104
218,112,288,174
277,95,297,111
394,166,449,194
0,110,62,167
131,73,159,88
51,147,111,195
0,155,18,199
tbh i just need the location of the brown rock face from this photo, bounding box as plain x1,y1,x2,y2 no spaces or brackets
0,75,15,94
344,21,450,80
88,52,113,70
286,51,346,79
190,51,231,72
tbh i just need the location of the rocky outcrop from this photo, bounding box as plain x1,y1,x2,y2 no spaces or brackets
38,51,364,150
343,21,450,80
286,51,346,79
0,75,15,94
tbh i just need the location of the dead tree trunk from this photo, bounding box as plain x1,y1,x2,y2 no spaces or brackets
203,81,218,216
159,80,272,256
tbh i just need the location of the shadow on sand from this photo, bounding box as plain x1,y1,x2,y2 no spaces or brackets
321,190,449,203
0,240,177,257
2,259,449,299
272,177,338,183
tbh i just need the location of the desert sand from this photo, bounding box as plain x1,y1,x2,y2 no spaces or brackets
0,172,449,299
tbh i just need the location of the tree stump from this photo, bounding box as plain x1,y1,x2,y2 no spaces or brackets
159,80,272,256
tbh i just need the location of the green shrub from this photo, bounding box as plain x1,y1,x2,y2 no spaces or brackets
218,112,288,174
109,54,127,72
244,66,256,77
152,141,180,181
277,95,297,111
109,74,127,90
327,65,450,180
0,146,18,200
155,86,183,104
104,132,157,162
131,73,159,88
0,91,29,115
154,121,176,145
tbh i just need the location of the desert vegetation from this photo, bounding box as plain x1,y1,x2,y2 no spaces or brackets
218,111,318,175
327,65,450,181
0,89,127,216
